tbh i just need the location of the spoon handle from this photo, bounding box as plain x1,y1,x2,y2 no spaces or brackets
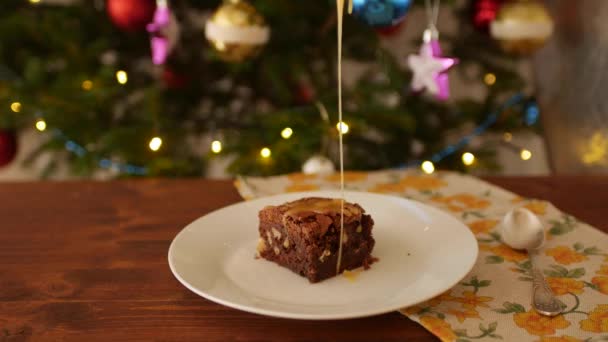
529,250,564,316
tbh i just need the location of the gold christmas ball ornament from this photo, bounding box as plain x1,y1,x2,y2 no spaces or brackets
490,0,554,55
205,0,270,62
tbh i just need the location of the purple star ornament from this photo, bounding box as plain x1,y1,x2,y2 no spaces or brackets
408,37,458,101
147,3,171,65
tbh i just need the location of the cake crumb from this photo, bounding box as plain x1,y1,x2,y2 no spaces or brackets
363,256,379,270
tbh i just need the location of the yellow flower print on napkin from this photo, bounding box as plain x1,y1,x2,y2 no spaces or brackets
285,173,320,192
287,173,318,182
480,244,528,263
597,264,608,276
285,183,320,192
453,291,493,310
468,219,498,235
524,201,548,215
432,194,490,212
401,291,456,315
369,182,410,193
546,277,585,295
324,171,368,182
514,310,571,336
580,304,608,332
426,291,456,307
419,316,457,342
545,246,589,265
537,336,583,342
370,175,448,193
511,196,525,203
401,305,425,316
399,175,447,190
447,308,480,323
591,276,608,295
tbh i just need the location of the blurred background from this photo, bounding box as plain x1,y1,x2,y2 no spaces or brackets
0,0,605,181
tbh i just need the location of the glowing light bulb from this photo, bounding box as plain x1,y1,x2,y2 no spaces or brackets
462,152,475,166
35,119,47,132
484,73,496,86
215,41,226,51
582,132,608,166
116,70,128,85
520,149,532,161
336,121,349,134
30,0,41,3
281,127,293,139
503,132,513,142
10,102,21,113
149,137,162,151
260,147,271,158
421,161,435,174
82,80,93,90
211,140,222,154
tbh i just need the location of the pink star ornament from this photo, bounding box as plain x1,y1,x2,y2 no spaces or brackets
408,38,458,101
147,2,179,66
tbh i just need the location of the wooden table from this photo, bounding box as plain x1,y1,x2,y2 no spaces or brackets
1,176,607,341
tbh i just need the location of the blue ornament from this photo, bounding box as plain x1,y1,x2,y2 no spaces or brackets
352,0,412,27
524,102,540,126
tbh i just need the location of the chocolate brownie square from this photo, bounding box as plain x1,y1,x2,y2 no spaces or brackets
257,197,375,283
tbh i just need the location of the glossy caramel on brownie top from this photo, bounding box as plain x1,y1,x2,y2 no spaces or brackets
276,197,362,222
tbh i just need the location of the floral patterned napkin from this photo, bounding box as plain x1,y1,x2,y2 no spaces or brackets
234,170,608,342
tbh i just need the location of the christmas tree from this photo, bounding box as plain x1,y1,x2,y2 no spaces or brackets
0,0,547,177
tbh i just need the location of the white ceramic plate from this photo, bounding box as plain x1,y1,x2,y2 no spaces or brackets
168,191,478,320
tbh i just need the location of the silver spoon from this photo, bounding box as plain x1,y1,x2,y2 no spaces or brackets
500,208,564,316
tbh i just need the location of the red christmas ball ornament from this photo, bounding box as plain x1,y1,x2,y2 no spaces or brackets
294,82,316,105
0,129,17,168
162,67,190,89
375,20,406,37
107,0,156,32
472,0,502,32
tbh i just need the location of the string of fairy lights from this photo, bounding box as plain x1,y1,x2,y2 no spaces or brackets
10,69,149,175
12,65,536,176
404,93,532,174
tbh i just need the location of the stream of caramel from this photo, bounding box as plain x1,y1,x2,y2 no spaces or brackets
335,0,350,274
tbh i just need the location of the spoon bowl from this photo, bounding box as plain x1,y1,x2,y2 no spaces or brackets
500,207,545,251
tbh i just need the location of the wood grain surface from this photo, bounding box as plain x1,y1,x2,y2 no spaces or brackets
1,176,607,341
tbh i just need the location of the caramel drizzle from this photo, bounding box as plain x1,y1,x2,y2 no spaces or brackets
284,199,345,217
335,0,351,275
283,198,360,220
